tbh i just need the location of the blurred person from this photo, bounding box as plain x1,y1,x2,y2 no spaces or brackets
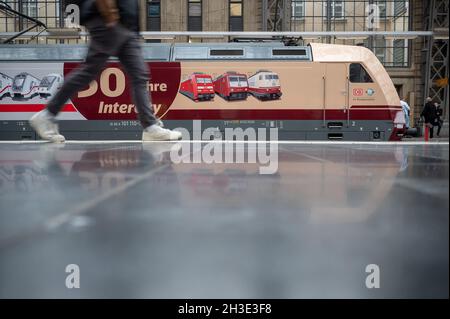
400,97,411,129
421,97,437,139
29,0,181,142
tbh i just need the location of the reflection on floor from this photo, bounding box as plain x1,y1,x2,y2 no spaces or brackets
0,142,448,298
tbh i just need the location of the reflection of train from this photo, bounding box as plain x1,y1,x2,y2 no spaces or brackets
173,145,404,223
0,72,13,99
12,72,40,99
213,71,248,101
248,70,282,100
179,73,215,101
0,143,405,224
38,74,63,98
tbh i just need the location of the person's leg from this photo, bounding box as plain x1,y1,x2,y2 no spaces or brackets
30,18,116,142
30,43,109,142
437,123,442,137
47,19,117,115
117,33,181,140
429,126,434,138
116,33,157,128
46,47,110,116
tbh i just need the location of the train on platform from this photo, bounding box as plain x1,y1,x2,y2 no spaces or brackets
0,42,405,141
179,72,215,101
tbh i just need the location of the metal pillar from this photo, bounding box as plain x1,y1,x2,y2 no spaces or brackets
367,0,374,50
423,0,449,121
326,0,332,43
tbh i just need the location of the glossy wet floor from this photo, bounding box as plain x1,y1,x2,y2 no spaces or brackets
0,142,448,298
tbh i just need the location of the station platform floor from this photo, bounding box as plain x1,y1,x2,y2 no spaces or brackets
0,141,448,298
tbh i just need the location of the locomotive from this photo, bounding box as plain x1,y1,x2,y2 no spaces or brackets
0,42,405,141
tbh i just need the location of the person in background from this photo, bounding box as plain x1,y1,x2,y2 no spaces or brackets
434,102,443,138
400,97,411,129
29,0,182,142
421,97,438,139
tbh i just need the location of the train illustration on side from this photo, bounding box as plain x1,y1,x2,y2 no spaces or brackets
0,72,13,99
213,71,249,101
37,74,63,98
179,72,215,101
179,70,283,102
12,73,41,99
0,72,63,100
248,70,282,100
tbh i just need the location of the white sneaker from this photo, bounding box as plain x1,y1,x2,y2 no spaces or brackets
142,124,182,141
156,119,164,127
29,109,66,143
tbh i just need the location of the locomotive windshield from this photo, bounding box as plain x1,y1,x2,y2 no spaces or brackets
265,74,279,80
196,77,212,84
229,76,248,87
349,64,373,83
40,76,56,88
13,75,26,89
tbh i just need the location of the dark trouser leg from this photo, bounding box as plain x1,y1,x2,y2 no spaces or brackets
429,126,434,138
45,17,130,116
437,124,442,136
46,41,109,116
117,35,157,129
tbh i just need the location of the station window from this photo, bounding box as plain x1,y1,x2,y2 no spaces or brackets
324,1,345,20
292,1,305,20
375,1,387,19
393,39,406,67
188,0,202,31
22,0,38,18
147,1,161,19
394,1,408,17
229,0,243,31
349,64,373,83
147,0,161,42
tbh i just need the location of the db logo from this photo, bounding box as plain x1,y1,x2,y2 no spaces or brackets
353,88,364,96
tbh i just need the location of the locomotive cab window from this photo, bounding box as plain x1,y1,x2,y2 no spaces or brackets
349,63,373,83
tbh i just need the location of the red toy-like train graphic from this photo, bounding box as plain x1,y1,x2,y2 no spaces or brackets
180,70,282,102
179,72,215,101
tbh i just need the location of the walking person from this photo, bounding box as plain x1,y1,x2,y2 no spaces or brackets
29,0,181,142
421,97,437,139
434,102,443,137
